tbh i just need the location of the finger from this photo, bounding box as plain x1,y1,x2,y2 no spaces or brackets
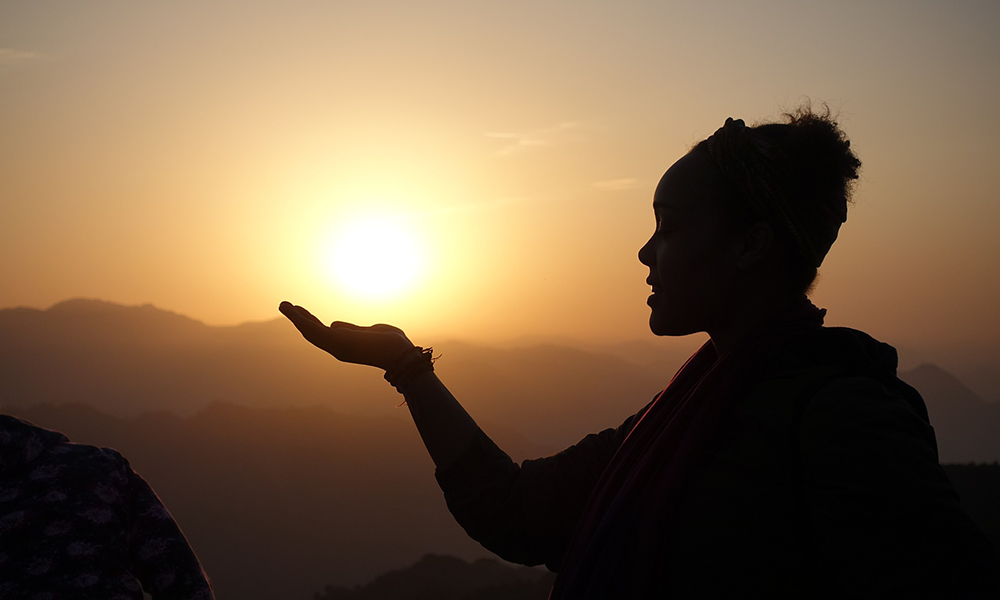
292,305,325,327
278,300,312,319
279,301,307,321
330,321,362,330
280,306,325,339
279,302,324,328
368,324,402,334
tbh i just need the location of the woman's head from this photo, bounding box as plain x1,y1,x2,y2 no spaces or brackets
698,106,862,292
639,106,861,338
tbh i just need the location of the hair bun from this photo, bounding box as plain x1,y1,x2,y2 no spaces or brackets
700,102,861,293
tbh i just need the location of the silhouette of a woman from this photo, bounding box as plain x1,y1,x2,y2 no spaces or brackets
281,107,999,597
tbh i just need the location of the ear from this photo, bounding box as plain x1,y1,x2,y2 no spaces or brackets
735,221,774,268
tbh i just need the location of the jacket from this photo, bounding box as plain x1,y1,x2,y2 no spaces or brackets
435,328,1000,597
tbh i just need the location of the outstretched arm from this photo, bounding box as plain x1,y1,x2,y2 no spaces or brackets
278,301,641,568
278,301,477,470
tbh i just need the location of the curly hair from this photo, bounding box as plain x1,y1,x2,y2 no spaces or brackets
695,103,861,294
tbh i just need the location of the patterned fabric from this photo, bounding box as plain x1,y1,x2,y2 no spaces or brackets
0,415,214,600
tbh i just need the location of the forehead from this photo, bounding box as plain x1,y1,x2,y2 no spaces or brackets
653,150,729,215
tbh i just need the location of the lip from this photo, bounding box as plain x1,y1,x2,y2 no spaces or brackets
646,279,661,306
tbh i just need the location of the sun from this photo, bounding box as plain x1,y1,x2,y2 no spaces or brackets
324,214,426,300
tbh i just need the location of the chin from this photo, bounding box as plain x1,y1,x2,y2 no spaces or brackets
648,310,699,338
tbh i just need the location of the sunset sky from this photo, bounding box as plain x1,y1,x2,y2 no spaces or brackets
2,0,999,350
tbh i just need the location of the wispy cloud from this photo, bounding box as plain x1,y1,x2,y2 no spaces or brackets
485,121,581,156
418,195,529,217
0,48,41,66
592,178,641,192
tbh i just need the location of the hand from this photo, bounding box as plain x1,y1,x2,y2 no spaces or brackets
278,301,415,370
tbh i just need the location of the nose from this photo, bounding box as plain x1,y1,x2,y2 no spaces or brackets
638,234,655,267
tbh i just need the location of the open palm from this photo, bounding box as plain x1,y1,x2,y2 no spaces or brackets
278,301,414,370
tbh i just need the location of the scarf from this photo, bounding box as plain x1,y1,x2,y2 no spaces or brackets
549,299,826,599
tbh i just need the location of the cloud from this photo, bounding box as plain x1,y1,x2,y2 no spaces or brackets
0,48,41,66
592,178,641,191
485,121,581,156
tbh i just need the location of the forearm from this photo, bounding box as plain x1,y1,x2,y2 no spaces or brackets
401,372,554,564
400,371,480,470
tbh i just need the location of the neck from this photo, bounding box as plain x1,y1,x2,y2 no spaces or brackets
708,292,804,357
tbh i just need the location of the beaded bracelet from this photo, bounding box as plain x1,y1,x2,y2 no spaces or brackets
383,345,435,393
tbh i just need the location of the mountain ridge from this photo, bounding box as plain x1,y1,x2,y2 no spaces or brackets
2,299,998,461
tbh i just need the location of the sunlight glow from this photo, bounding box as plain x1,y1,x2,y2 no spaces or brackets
323,214,426,300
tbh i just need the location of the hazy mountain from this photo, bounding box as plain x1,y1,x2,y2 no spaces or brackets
905,342,1000,405
900,363,1000,463
2,299,998,460
0,298,392,419
0,299,674,455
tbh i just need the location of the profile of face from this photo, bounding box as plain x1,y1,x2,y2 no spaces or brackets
638,150,747,337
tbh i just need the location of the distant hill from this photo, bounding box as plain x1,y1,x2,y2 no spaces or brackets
0,299,683,455
0,298,393,420
900,363,1000,463
314,554,555,600
2,299,998,460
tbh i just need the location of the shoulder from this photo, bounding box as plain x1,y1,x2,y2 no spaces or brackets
765,326,900,380
742,326,936,456
30,443,133,493
45,441,129,468
796,374,945,501
802,375,933,445
760,326,929,422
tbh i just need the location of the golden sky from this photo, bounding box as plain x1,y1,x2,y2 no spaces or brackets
2,1,999,349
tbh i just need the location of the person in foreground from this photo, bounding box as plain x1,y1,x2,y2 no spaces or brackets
280,107,1000,598
0,414,215,599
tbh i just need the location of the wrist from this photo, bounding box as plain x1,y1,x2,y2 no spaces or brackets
384,346,436,393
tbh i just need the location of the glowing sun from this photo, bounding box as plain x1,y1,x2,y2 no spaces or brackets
325,215,426,300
